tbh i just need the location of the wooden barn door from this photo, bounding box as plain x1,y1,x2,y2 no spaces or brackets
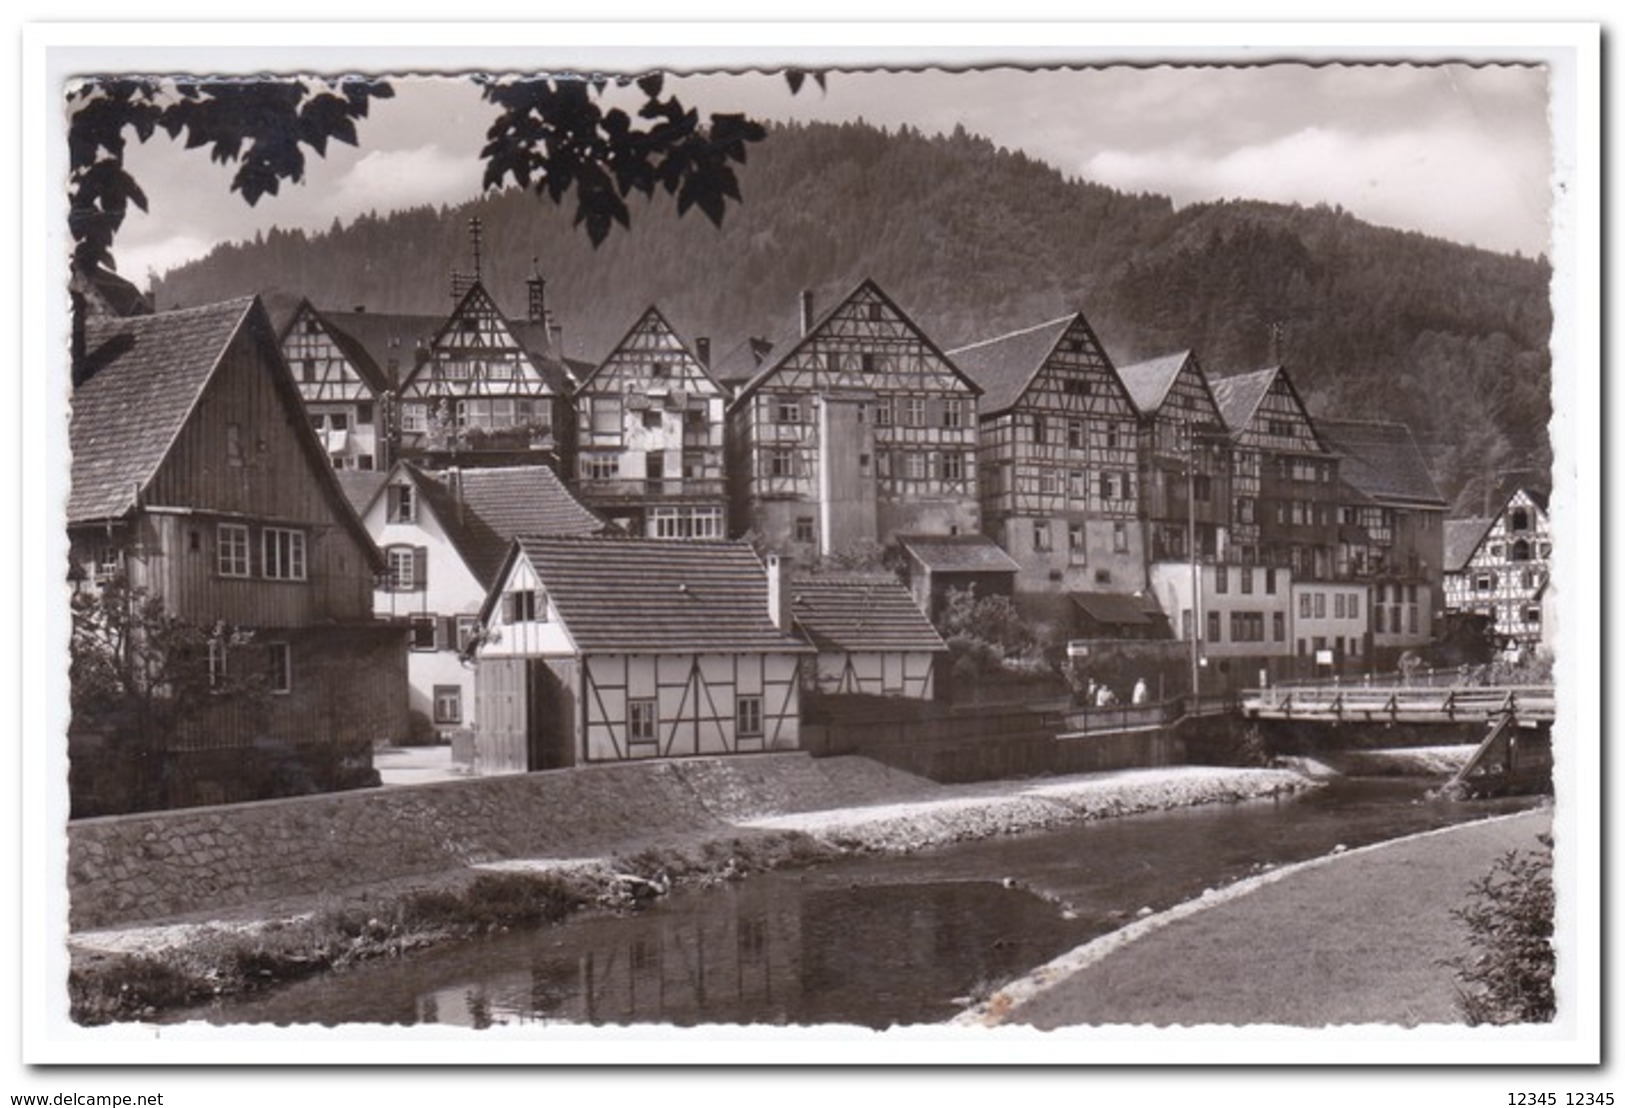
475,658,530,774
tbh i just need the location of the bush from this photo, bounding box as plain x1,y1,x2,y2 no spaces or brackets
1445,836,1556,1024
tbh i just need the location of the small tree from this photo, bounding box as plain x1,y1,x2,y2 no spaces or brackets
70,577,266,813
1445,836,1557,1024
933,585,1038,681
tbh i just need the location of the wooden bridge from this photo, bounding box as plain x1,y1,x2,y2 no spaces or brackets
1239,684,1555,726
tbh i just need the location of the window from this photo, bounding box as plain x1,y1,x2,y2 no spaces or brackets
1230,612,1265,643
942,399,964,428
875,398,893,426
1032,415,1047,445
653,507,724,540
1265,568,1277,595
432,682,464,724
1068,421,1085,450
456,617,481,653
266,642,292,694
226,423,244,467
627,699,657,743
504,590,542,623
1193,474,1213,502
861,352,877,374
768,448,795,478
217,524,250,578
1475,573,1495,592
642,409,663,430
1215,565,1229,594
1207,610,1221,643
877,451,893,479
1510,509,1530,532
262,528,307,581
905,397,926,426
1409,605,1420,634
795,517,816,545
400,403,428,433
1313,593,1326,619
1069,471,1087,499
1112,522,1128,552
775,395,801,424
1033,521,1053,553
904,453,926,481
386,545,424,592
737,695,764,737
942,452,965,482
1348,593,1359,620
1334,593,1346,619
388,483,415,523
1273,612,1286,642
589,397,622,437
1525,606,1542,625
1511,539,1531,562
1300,593,1312,618
583,454,618,480
410,616,438,651
1039,471,1061,496
1240,567,1254,595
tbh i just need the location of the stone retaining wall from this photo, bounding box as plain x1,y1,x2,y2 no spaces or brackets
68,753,938,931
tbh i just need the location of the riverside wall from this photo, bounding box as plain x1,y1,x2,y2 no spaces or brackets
67,754,940,931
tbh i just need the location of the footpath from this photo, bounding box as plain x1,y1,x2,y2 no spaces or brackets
962,806,1553,1028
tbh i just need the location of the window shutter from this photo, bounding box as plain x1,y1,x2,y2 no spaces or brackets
925,398,943,428
413,546,428,590
438,616,456,650
501,593,516,624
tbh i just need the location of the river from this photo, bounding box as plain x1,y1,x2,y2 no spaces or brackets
165,776,1539,1029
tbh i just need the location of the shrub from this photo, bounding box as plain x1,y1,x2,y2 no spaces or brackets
1445,836,1556,1024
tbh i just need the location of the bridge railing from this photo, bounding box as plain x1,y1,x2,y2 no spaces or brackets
1240,684,1554,722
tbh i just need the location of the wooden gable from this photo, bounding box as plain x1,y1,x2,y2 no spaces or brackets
1241,370,1331,457
402,282,553,400
281,301,380,403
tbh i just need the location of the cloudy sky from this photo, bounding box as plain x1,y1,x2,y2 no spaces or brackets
107,61,1554,281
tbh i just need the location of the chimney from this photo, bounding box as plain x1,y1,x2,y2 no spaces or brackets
548,315,564,354
765,553,791,632
446,467,465,526
695,337,711,368
799,290,815,337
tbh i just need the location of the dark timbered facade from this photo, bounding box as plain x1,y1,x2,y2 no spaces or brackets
1443,488,1552,650
279,299,393,472
950,313,1143,593
573,306,729,539
727,281,981,562
67,298,406,813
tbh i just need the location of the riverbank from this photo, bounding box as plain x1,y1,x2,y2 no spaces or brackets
68,760,1315,1024
960,805,1553,1028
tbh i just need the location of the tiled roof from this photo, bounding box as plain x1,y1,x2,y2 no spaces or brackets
788,574,947,654
1072,591,1158,626
897,534,1021,574
69,298,256,523
502,537,813,655
947,316,1073,415
411,463,614,588
712,335,779,388
1316,418,1447,508
319,309,439,390
1116,350,1192,416
1444,517,1494,573
1208,366,1278,434
334,469,389,517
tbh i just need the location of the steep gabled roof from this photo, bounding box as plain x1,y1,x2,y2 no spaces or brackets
574,304,727,397
896,534,1021,574
334,469,389,518
727,278,981,407
1117,350,1194,416
404,463,615,589
947,316,1074,415
70,298,257,522
1444,517,1495,573
1208,366,1278,434
1316,418,1447,508
788,574,947,654
280,300,395,395
70,296,384,569
486,537,813,655
317,308,440,390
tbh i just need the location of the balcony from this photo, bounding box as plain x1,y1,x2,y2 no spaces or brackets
575,477,726,502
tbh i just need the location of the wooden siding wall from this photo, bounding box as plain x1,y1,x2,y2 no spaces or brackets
581,652,801,761
138,335,377,626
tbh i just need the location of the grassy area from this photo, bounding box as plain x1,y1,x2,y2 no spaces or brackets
69,830,840,1026
1003,810,1552,1028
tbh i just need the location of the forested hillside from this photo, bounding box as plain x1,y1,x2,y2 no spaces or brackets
152,120,1553,513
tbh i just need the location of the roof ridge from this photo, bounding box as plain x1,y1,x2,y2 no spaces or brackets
946,314,1074,355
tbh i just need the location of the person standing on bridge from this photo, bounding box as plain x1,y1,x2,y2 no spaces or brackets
1132,677,1149,706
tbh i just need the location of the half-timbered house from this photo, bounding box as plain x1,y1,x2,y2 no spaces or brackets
474,538,812,773
1210,366,1342,579
395,279,576,469
949,313,1144,595
67,297,407,812
279,299,394,472
1117,349,1232,565
573,306,730,539
1443,488,1552,650
785,574,947,699
725,281,981,561
347,462,615,738
1316,418,1448,661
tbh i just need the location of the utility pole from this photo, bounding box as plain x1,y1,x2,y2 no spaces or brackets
1186,424,1202,699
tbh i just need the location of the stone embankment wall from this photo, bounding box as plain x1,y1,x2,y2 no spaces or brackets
68,754,939,931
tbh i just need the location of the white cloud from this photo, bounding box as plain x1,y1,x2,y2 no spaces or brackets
329,145,483,220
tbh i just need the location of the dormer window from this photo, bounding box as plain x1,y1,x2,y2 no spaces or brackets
388,484,415,523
